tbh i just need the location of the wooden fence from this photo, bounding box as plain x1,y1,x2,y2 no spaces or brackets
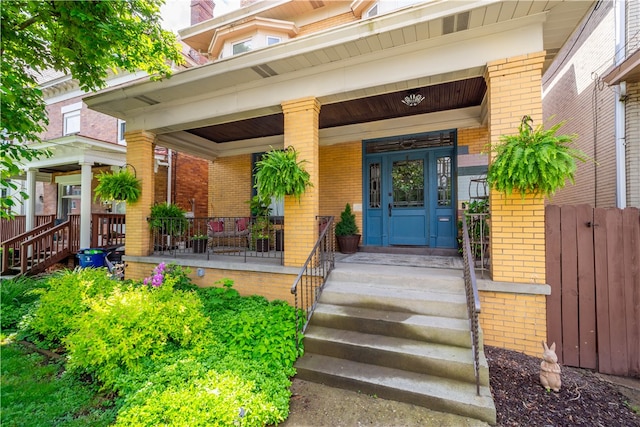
545,205,639,377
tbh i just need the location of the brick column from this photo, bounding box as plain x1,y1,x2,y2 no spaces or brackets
485,52,546,284
124,130,156,257
281,97,321,267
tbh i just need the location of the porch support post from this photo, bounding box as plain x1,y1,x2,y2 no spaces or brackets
25,169,37,231
79,162,93,249
124,130,156,257
281,97,321,267
485,51,546,285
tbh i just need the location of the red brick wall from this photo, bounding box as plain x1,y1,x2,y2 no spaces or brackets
41,96,119,144
173,152,209,217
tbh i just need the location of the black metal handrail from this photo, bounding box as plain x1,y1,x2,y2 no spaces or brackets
462,213,482,396
291,216,335,350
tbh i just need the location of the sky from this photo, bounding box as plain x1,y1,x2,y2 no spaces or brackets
161,0,242,33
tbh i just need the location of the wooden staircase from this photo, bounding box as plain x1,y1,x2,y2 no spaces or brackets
1,219,77,276
294,263,496,425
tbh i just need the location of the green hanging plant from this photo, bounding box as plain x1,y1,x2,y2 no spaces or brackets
254,146,313,201
94,168,142,203
487,116,587,198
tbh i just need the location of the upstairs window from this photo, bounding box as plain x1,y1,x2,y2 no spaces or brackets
266,36,281,46
232,39,252,55
117,120,126,145
364,3,378,18
62,102,83,136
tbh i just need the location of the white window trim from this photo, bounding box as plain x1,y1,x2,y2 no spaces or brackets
266,35,281,46
232,38,253,56
117,119,127,145
62,102,82,136
364,3,378,18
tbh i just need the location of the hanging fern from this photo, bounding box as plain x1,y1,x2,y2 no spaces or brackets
487,116,587,198
94,169,142,203
254,146,313,201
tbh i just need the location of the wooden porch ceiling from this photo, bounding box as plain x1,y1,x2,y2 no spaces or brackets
185,77,486,143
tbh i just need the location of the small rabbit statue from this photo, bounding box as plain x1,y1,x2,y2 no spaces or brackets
540,341,562,392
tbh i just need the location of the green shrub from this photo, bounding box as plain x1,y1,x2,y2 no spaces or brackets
0,275,49,332
335,203,359,236
29,268,120,346
65,280,210,388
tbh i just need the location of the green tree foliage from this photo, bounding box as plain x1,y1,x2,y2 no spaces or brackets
1,1,183,218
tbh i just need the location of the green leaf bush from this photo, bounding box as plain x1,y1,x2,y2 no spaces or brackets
487,116,586,198
29,268,120,345
4,268,300,426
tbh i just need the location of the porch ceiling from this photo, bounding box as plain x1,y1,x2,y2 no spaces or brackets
186,77,486,143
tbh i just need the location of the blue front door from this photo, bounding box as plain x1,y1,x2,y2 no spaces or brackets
364,132,456,248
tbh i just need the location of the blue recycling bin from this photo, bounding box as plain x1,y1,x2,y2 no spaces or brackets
77,248,107,268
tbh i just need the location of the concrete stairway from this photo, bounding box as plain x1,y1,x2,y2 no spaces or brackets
294,263,497,425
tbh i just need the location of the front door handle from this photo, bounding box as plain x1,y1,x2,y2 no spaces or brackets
388,203,392,217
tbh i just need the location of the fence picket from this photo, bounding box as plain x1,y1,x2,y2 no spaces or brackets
560,205,580,366
576,204,596,369
622,208,640,376
593,207,612,374
545,205,563,363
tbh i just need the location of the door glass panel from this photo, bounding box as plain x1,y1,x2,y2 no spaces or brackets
437,156,452,206
369,162,381,208
392,159,424,208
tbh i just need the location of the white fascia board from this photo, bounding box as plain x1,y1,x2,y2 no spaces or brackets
86,0,502,112
127,20,543,133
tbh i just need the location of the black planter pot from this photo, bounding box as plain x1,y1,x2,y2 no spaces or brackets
192,239,207,254
337,234,361,254
256,238,270,252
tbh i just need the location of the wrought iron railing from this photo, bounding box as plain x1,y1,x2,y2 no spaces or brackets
465,212,490,278
291,216,335,350
462,213,482,396
149,216,285,264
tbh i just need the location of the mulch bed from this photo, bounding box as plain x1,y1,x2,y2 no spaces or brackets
486,346,640,427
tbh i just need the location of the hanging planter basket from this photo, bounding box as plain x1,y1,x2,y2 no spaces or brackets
94,165,142,203
254,146,313,201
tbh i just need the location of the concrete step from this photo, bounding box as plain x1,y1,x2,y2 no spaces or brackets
311,303,473,348
320,280,468,319
328,263,465,292
295,353,496,425
304,326,489,386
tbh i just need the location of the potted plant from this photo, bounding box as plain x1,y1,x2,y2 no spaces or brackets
149,202,188,238
252,215,271,252
487,115,586,198
94,169,142,203
191,234,208,254
254,146,313,201
335,203,360,254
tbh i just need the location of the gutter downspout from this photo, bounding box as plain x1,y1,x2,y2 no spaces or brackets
614,0,627,208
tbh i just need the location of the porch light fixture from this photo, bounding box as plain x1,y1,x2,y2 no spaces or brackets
401,92,425,107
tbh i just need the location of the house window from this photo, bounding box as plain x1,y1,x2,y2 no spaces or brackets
266,36,281,46
364,3,378,18
232,39,252,55
63,110,81,135
61,102,82,136
118,120,126,144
